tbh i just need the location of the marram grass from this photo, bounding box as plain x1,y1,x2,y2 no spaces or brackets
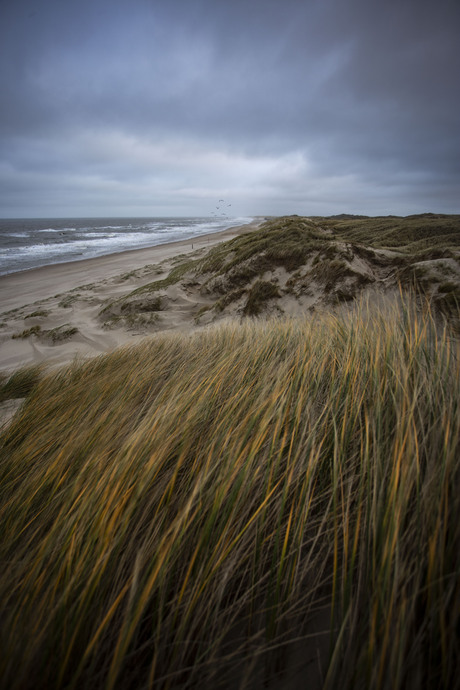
0,297,459,690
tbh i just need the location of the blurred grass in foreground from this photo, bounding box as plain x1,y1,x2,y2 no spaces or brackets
1,295,459,690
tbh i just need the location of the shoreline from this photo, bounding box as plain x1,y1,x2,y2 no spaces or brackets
0,220,262,374
0,220,261,314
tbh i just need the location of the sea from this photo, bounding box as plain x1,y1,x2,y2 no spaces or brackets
0,216,253,277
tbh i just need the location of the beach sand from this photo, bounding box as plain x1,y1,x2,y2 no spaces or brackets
0,220,262,374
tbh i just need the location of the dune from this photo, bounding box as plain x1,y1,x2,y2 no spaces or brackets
0,220,262,373
1,213,459,377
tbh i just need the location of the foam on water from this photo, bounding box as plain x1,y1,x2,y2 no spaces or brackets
0,216,253,276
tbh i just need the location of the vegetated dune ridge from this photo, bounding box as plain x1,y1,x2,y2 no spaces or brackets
0,214,459,689
1,296,459,690
1,213,459,376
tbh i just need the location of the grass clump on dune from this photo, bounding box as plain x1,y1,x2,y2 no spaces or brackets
0,297,459,690
0,364,43,402
12,324,42,339
198,216,324,285
11,324,79,343
243,279,281,315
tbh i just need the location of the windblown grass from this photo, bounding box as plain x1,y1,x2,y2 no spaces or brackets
319,213,460,253
96,215,460,324
0,364,43,402
1,296,459,689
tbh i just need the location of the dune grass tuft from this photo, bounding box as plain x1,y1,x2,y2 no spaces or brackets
243,280,281,315
0,296,459,689
0,364,44,402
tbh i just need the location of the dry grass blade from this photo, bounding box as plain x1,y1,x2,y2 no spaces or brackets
0,295,458,689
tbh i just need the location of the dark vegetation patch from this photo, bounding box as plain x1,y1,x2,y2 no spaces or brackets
58,294,80,308
119,297,163,315
24,310,49,319
117,270,137,282
12,324,78,343
2,307,22,317
329,276,374,304
215,288,247,312
434,282,460,324
0,365,43,402
202,264,259,294
438,281,458,294
285,272,311,295
42,325,79,343
397,263,456,298
243,280,281,316
435,291,459,319
310,259,357,293
308,260,373,296
311,243,350,264
100,296,163,329
331,287,358,303
12,325,42,339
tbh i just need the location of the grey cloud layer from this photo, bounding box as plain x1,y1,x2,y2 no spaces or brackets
1,0,459,216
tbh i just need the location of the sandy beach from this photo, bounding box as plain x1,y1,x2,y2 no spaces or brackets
0,220,261,374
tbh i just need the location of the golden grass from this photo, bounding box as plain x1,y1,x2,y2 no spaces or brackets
1,296,459,689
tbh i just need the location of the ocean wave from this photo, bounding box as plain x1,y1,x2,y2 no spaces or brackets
37,228,77,233
0,216,254,276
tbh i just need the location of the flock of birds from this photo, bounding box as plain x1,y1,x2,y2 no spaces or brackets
211,199,232,218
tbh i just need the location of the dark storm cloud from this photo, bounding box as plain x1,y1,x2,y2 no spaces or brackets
0,0,459,216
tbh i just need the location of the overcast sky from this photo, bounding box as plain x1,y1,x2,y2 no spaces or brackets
1,0,459,218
